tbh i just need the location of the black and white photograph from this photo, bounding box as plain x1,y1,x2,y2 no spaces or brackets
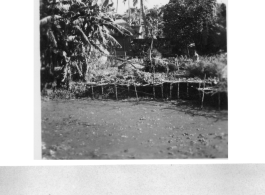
39,0,228,159
1,165,265,195
2,2,265,195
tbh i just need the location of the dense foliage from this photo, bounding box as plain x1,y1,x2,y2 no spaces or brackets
186,54,227,79
145,6,164,38
163,0,226,55
40,0,227,102
40,0,132,88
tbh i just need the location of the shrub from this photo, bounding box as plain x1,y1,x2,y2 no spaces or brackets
186,54,227,80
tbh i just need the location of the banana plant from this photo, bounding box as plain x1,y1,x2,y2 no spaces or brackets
40,0,132,85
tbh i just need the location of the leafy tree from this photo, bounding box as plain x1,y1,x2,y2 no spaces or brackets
163,0,217,55
40,0,131,89
145,6,164,38
216,3,226,27
196,2,227,54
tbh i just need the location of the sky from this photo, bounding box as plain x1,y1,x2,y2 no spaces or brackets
0,165,265,195
114,0,228,14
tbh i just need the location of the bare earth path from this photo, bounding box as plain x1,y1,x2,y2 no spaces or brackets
42,99,228,159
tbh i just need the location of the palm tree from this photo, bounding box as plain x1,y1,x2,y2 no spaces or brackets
124,0,148,37
139,0,148,37
128,0,131,25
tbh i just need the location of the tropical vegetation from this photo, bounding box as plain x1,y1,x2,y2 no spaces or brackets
40,0,132,89
40,0,227,103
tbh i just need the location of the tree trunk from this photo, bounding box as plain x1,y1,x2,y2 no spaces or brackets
140,0,148,37
49,50,54,77
128,0,131,25
116,0,118,13
139,7,141,26
150,34,155,86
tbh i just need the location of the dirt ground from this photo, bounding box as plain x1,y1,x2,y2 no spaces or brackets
41,98,228,159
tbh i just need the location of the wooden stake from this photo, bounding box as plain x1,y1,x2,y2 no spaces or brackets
134,84,138,101
150,37,155,100
187,82,189,98
175,57,179,72
101,86,104,99
218,91,221,111
153,85,156,99
198,82,201,99
170,83,172,100
177,79,180,99
161,84,164,99
201,74,206,109
127,85,130,99
91,85,94,99
114,84,118,100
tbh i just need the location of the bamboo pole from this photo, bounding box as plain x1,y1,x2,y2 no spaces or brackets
153,85,156,99
201,74,206,109
127,85,130,99
150,37,155,100
177,79,180,99
218,91,221,111
134,84,138,101
91,85,94,99
175,57,179,72
161,84,164,99
114,84,118,100
198,82,201,99
187,82,189,98
170,83,172,100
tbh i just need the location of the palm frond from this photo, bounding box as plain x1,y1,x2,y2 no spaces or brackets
40,15,62,26
62,63,69,82
102,0,109,7
47,29,57,47
92,0,99,6
74,25,89,45
67,35,76,41
75,0,86,6
103,22,133,36
133,0,138,6
74,61,83,77
72,17,84,25
90,40,110,55
55,3,70,12
103,32,121,48
98,25,107,45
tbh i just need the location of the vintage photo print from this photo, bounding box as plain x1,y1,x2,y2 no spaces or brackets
38,0,228,159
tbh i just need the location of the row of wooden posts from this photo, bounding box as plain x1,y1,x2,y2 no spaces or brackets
90,82,184,100
87,81,223,110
